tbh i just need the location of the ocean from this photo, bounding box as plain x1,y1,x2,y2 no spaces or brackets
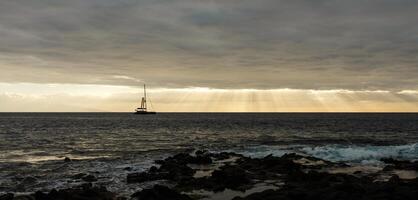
0,113,417,195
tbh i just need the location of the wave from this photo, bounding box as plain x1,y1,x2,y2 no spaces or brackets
232,143,418,164
232,145,291,158
302,143,418,163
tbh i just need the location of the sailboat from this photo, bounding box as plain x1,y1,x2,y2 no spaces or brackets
134,84,157,114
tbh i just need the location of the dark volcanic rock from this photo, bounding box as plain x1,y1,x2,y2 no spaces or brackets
131,185,191,200
71,173,87,179
129,152,322,192
232,153,303,181
31,184,115,200
127,171,162,183
64,157,72,162
210,165,251,190
8,151,418,200
127,160,195,184
82,175,98,182
0,193,14,200
210,152,243,160
159,161,195,181
233,170,418,200
240,154,301,172
195,150,208,156
11,196,33,200
156,153,212,165
388,175,401,183
128,153,204,184
128,152,247,185
177,164,252,192
177,162,253,192
381,158,418,171
191,155,212,165
22,177,37,184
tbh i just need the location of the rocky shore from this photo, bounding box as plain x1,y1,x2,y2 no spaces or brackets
1,150,418,200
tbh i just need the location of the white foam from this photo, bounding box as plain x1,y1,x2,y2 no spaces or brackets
231,145,291,158
302,143,418,163
232,143,418,164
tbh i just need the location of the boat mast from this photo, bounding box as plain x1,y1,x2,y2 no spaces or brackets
143,84,147,110
135,83,156,113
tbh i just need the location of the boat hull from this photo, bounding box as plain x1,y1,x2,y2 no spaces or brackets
134,111,157,114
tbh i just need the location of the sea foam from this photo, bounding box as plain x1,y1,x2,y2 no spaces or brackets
302,143,418,163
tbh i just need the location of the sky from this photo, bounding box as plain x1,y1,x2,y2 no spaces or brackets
0,0,417,112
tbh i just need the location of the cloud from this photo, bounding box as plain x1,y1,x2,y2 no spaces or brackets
0,0,417,90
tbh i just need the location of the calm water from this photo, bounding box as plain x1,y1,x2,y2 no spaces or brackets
0,113,417,194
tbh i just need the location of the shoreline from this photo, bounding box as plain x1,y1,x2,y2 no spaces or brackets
2,150,418,200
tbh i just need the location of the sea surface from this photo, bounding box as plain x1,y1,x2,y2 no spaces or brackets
0,113,417,195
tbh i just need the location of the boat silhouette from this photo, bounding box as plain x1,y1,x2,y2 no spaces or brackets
134,84,156,114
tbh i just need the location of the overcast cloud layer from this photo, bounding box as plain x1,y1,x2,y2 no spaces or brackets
1,0,417,90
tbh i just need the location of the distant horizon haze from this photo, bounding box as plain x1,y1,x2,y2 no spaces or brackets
0,83,417,112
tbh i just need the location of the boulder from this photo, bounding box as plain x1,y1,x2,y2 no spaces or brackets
211,165,251,190
31,184,115,200
82,175,98,182
131,185,191,200
234,169,418,200
381,158,418,171
0,193,14,200
64,157,72,162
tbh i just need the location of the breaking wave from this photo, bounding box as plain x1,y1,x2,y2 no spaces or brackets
302,143,418,163
235,143,418,164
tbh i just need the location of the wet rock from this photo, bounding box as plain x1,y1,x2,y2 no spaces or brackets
0,193,14,200
381,158,401,164
195,150,208,156
281,153,310,160
33,191,49,200
8,151,418,200
260,154,302,171
210,152,242,160
127,163,195,183
176,164,252,192
156,153,212,165
160,162,195,182
82,174,98,182
31,184,115,200
388,175,401,183
233,153,302,181
149,166,158,173
11,175,24,182
64,157,72,162
22,176,37,184
381,158,418,171
234,170,418,200
210,165,251,190
130,152,312,192
127,172,161,183
131,185,192,200
126,151,418,200
191,155,212,165
382,165,395,171
71,173,87,179
128,154,198,184
12,196,34,200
